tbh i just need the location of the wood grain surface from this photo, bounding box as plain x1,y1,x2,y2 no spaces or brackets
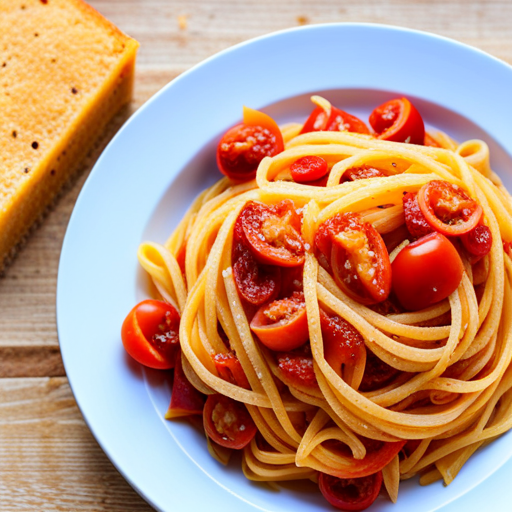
0,0,510,510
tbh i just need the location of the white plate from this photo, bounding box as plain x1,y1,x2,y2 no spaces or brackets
57,24,512,512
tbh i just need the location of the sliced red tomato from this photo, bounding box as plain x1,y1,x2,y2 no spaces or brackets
301,106,370,135
341,166,388,183
168,351,205,418
319,472,383,511
359,349,400,392
250,291,308,351
240,200,305,267
369,98,425,145
392,232,464,311
460,224,492,257
276,344,318,389
315,213,392,304
217,107,284,181
121,299,180,369
279,265,304,298
290,155,329,184
232,214,281,305
321,437,405,479
214,352,251,389
320,310,365,379
403,191,433,239
504,241,512,258
203,394,257,449
417,180,482,236
424,133,441,147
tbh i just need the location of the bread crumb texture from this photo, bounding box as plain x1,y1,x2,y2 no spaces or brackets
0,0,138,268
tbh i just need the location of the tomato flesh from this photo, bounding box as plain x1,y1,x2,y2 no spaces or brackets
121,299,180,369
417,180,482,236
251,291,309,351
461,224,492,257
359,349,400,392
369,98,425,145
290,155,329,183
301,106,370,135
217,107,284,181
403,192,433,238
319,472,383,511
276,344,318,389
214,352,251,389
315,213,392,304
232,214,281,305
320,310,365,379
240,200,305,267
392,232,464,311
203,394,257,449
341,166,387,183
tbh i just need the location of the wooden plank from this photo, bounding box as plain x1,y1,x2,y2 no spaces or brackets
0,377,152,511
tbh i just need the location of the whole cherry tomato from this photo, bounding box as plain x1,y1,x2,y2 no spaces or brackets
276,344,318,389
417,180,482,236
301,106,370,135
318,472,383,511
240,200,305,267
402,191,433,239
460,224,493,257
392,232,464,311
315,213,392,304
341,166,388,183
203,394,257,449
217,106,284,181
369,98,425,145
320,310,366,379
250,292,308,351
232,214,281,305
121,299,180,369
290,155,329,184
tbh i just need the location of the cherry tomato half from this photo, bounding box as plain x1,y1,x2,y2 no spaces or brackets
369,98,425,145
276,344,318,389
203,394,257,449
214,352,251,389
460,224,493,258
251,291,308,351
315,213,392,304
217,107,284,181
290,155,329,184
319,472,383,511
320,310,365,379
301,106,370,135
392,232,464,311
402,191,433,239
121,299,180,369
341,166,388,183
232,214,281,305
240,200,305,267
417,180,482,236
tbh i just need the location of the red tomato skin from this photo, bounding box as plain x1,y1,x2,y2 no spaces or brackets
417,180,483,236
169,352,205,417
214,353,251,389
403,192,433,239
290,156,329,183
392,232,464,311
461,224,493,257
232,215,281,305
369,98,425,145
319,472,383,512
341,166,387,183
121,300,180,370
276,345,318,389
301,106,370,135
203,394,257,449
251,292,309,351
240,200,305,268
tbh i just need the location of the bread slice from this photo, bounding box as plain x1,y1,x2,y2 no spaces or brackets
0,0,139,271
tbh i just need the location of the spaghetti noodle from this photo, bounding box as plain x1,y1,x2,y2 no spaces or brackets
130,96,512,509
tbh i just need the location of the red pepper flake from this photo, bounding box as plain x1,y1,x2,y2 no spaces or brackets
31,141,39,149
71,87,78,94
34,32,39,37
2,62,6,68
24,168,29,174
40,0,48,4
50,169,56,176
12,131,17,138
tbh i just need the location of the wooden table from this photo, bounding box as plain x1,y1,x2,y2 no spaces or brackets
1,1,511,509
